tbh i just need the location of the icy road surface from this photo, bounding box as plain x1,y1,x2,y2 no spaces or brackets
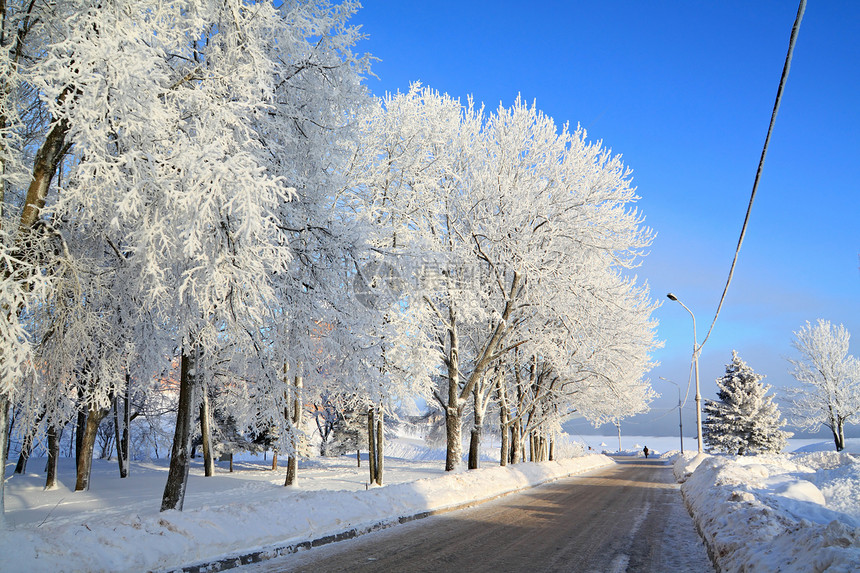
241,457,713,573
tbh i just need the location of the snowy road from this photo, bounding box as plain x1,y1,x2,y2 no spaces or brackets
241,457,714,572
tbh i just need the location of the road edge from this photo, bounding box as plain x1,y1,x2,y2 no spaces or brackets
163,457,615,573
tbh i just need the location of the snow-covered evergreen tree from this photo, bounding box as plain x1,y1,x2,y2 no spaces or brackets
703,350,791,455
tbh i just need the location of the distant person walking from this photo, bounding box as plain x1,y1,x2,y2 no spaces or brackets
643,446,650,458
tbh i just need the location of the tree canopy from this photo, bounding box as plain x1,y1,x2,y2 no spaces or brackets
0,1,660,516
786,320,860,452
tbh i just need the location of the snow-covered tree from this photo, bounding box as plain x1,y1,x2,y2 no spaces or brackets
27,0,296,509
0,0,81,522
349,86,659,471
786,320,860,452
703,350,791,455
201,0,377,488
0,0,373,514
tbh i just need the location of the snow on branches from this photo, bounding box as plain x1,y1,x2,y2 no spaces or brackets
786,320,860,452
1,2,661,507
703,350,791,455
347,85,660,469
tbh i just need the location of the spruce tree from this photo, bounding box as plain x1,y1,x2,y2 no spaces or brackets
703,350,791,455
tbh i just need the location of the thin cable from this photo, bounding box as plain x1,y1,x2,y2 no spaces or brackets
682,357,693,409
698,0,806,351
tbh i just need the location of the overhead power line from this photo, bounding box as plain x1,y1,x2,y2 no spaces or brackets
698,0,807,351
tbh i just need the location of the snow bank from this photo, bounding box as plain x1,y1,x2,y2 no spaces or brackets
673,451,709,483
678,450,860,572
1,454,613,572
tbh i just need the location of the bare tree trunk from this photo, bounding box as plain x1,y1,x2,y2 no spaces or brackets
228,453,234,473
510,422,522,464
468,422,481,470
45,424,61,489
440,277,523,473
447,273,522,471
285,367,302,486
121,393,130,472
0,395,9,525
13,430,33,474
529,432,537,462
549,438,555,461
285,449,297,483
112,395,129,478
445,406,463,471
160,347,198,511
832,421,845,452
375,408,384,486
271,451,278,471
18,113,70,230
14,409,46,474
445,309,462,472
319,431,328,457
285,436,297,483
75,408,86,470
356,449,361,467
75,404,109,491
511,359,525,465
468,384,485,470
199,386,214,477
67,419,74,458
367,408,376,484
517,434,524,461
497,376,509,467
3,406,13,464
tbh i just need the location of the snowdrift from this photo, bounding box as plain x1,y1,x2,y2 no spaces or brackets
675,447,860,572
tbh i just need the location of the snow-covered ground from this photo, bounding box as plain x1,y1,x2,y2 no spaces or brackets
674,439,860,572
1,448,613,572
569,433,834,457
5,435,859,572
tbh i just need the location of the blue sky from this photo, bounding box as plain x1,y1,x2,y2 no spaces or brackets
353,1,860,439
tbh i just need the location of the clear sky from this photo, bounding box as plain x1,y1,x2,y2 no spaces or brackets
352,1,860,440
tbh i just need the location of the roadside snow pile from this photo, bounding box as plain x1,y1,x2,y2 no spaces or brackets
1,454,613,573
798,452,860,519
675,450,860,572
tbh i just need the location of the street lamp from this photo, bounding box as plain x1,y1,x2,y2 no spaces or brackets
659,377,684,454
667,292,703,453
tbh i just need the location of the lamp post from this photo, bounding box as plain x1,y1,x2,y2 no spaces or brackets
667,293,703,453
659,377,684,454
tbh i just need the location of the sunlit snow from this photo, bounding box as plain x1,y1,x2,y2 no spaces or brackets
675,439,860,572
2,449,612,572
3,437,859,572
